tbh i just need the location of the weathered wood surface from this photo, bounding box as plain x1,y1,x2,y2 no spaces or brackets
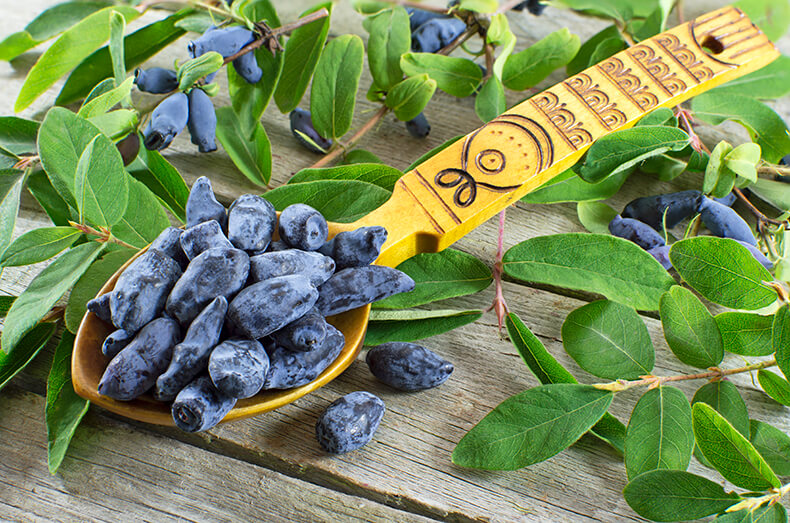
1,0,790,522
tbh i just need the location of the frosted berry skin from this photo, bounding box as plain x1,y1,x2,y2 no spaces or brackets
713,192,737,207
411,18,466,53
608,215,666,250
165,247,250,325
150,227,188,268
366,342,454,391
227,274,318,339
186,176,227,230
102,329,132,359
405,113,431,138
315,266,416,316
622,190,703,231
315,391,385,454
263,324,345,390
87,293,112,323
143,93,189,151
208,339,269,399
271,308,328,352
97,317,181,401
318,226,387,270
187,88,217,153
249,249,335,287
180,220,233,261
232,50,263,84
133,67,178,94
110,249,182,334
227,194,276,252
648,245,673,270
154,296,228,401
698,196,757,245
278,204,329,251
289,108,333,154
405,8,447,32
171,375,236,432
188,25,254,60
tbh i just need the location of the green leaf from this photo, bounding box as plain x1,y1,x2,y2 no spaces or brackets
400,53,482,98
562,300,654,380
577,201,617,234
109,13,126,89
310,34,364,139
15,6,139,111
692,402,780,491
725,143,761,184
88,109,137,142
715,312,775,356
0,322,55,391
373,249,492,309
749,419,790,476
567,25,621,76
625,386,694,480
406,135,463,171
2,242,105,354
0,227,81,267
590,37,628,66
487,14,515,80
773,305,790,380
452,384,613,470
77,76,134,119
503,233,676,311
365,308,482,345
56,11,189,105
751,177,790,212
228,45,283,138
74,135,129,228
670,237,777,310
734,0,790,41
46,331,90,474
505,312,626,453
475,76,506,123
27,170,74,226
692,381,750,437
177,51,223,90
503,29,581,91
638,107,677,127
704,140,734,195
659,286,723,369
0,296,15,318
0,116,39,156
758,370,790,406
522,168,631,204
273,2,332,113
110,178,170,249
0,171,24,259
215,107,271,186
290,163,400,191
240,0,281,26
385,74,437,121
64,249,134,333
350,0,391,14
692,93,790,163
711,55,790,99
341,149,382,165
578,126,690,183
128,145,189,223
364,7,410,91
623,470,740,522
263,179,390,223
458,0,498,12
0,31,39,63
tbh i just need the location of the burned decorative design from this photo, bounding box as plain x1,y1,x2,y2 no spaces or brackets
532,92,593,149
598,57,661,110
563,73,628,130
629,44,688,95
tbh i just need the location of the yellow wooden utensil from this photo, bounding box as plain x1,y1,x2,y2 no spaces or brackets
73,6,779,426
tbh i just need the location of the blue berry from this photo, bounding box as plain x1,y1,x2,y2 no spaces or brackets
208,339,269,399
102,329,132,359
166,247,250,325
780,154,789,166
227,194,276,252
150,227,188,269
278,203,328,251
227,274,318,339
110,249,182,333
366,342,454,391
290,108,333,154
249,249,335,287
263,323,345,389
608,215,666,250
622,190,703,231
154,296,228,401
698,196,757,245
315,391,385,454
648,245,672,270
713,192,737,207
187,88,217,153
232,50,263,84
264,240,289,253
405,112,431,138
513,0,546,15
172,375,236,432
405,8,447,32
143,92,189,151
87,293,112,323
98,317,181,401
186,176,227,230
188,25,254,60
180,220,233,261
318,226,387,270
133,67,178,94
316,266,416,316
271,308,328,352
411,18,466,53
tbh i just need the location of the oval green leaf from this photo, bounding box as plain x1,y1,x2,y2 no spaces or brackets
0,171,24,259
289,163,400,191
750,419,790,476
503,28,580,90
74,135,129,228
215,108,271,186
577,201,618,234
110,178,170,249
475,76,505,123
715,311,775,356
385,74,437,121
128,145,189,223
659,285,723,368
692,380,750,437
310,34,364,139
400,53,482,98
263,179,390,223
364,7,410,90
773,305,790,381
0,226,81,267
229,45,283,138
522,168,631,204
364,308,481,345
0,322,56,392
758,369,790,406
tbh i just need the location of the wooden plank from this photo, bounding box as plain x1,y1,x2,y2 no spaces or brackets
0,385,436,523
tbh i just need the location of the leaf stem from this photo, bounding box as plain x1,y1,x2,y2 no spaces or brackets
12,154,40,171
733,187,787,228
437,24,480,56
69,221,137,250
485,208,509,333
757,162,790,178
593,358,777,392
307,106,390,170
726,482,790,514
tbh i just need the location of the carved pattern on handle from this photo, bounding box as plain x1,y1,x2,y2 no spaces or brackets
531,92,593,149
597,57,660,111
563,74,628,130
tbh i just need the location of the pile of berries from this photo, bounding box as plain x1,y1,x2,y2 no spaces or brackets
608,190,771,270
88,176,418,433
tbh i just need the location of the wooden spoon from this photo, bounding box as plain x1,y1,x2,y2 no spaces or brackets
72,6,778,426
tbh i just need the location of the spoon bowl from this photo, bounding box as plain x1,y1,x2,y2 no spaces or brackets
72,6,776,426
